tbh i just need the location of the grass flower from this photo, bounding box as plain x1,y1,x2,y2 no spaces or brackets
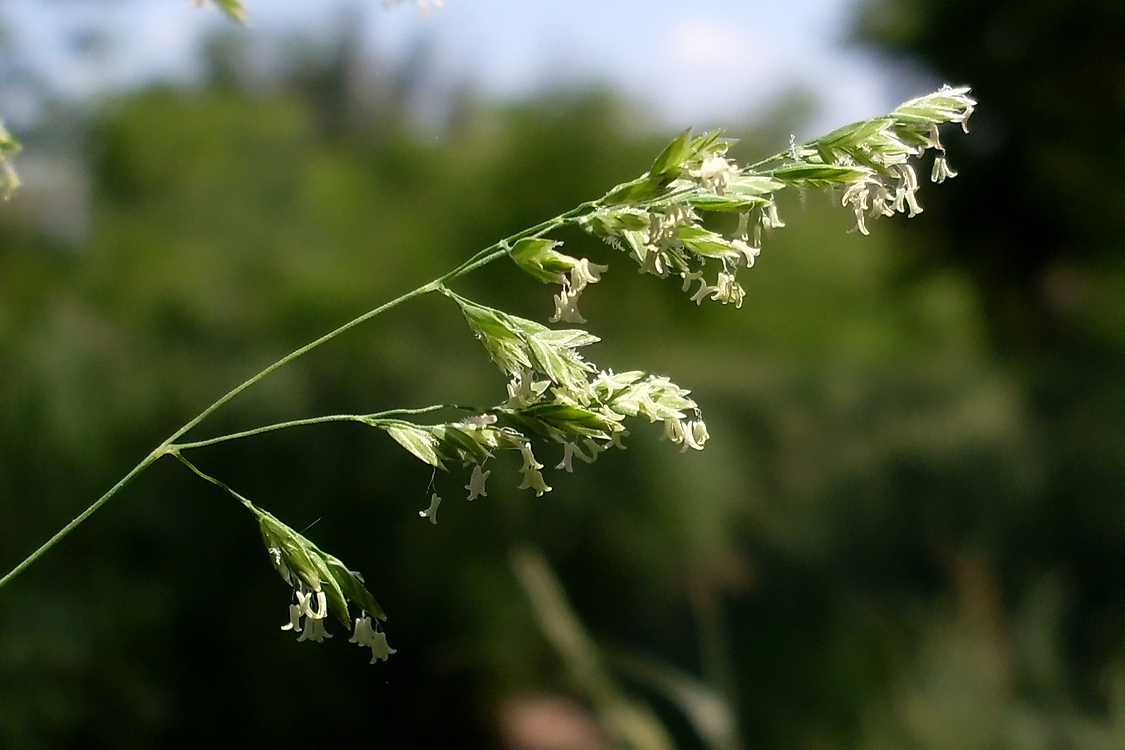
297,617,332,643
517,443,552,496
419,493,442,524
465,464,491,501
931,154,958,183
350,617,397,663
690,153,741,195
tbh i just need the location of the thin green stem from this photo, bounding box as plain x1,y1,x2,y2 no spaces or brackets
166,202,596,449
445,199,599,279
369,404,480,419
173,404,477,451
173,414,373,451
171,452,254,511
164,284,439,447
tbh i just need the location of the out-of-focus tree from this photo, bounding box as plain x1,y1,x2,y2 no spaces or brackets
854,0,1125,350
849,1,1125,748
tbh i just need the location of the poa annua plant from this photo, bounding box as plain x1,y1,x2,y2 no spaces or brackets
0,4,976,663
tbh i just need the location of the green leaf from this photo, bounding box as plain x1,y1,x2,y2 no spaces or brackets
501,310,551,338
510,238,558,259
525,334,589,390
510,238,570,284
687,193,770,212
891,108,947,126
814,117,889,154
457,301,534,374
728,175,784,195
433,425,493,464
676,225,732,258
649,128,693,177
500,412,556,441
687,130,727,160
686,174,782,212
258,512,324,593
614,212,650,231
603,177,666,206
499,405,611,441
532,329,600,349
889,122,938,149
382,423,445,469
521,403,617,436
581,209,650,236
771,163,869,187
328,557,386,621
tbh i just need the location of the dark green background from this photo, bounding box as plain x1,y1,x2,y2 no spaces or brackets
1,1,1123,747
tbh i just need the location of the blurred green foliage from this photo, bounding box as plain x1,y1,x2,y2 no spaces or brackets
0,6,1122,749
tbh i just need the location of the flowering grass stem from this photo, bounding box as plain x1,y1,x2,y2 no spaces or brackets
0,201,602,592
170,452,255,511
0,86,976,664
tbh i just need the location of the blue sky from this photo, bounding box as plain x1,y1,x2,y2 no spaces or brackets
2,0,931,135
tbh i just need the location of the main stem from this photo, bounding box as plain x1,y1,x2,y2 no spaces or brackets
0,201,596,591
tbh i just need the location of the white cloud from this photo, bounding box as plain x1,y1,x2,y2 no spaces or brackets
670,18,757,69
